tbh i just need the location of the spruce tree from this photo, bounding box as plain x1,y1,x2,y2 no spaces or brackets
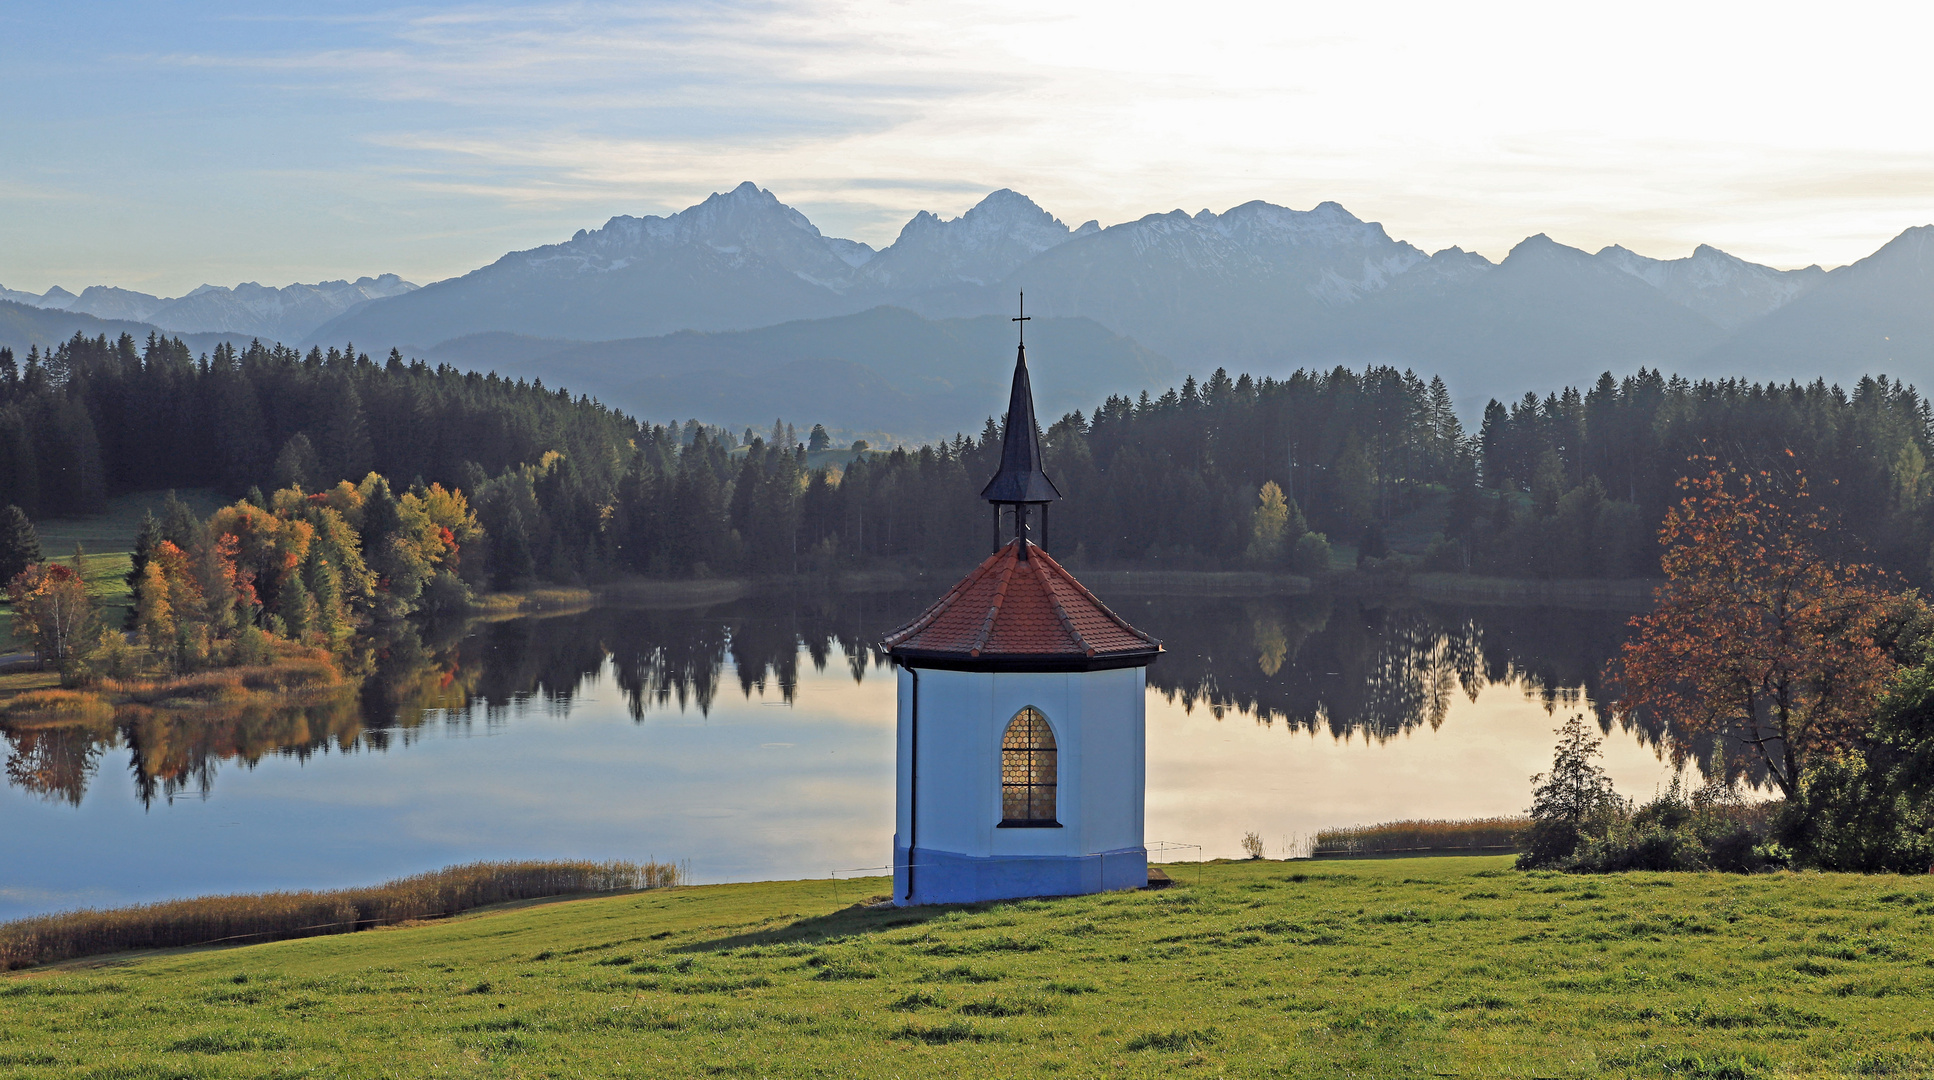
0,503,40,584
274,433,320,492
160,491,202,550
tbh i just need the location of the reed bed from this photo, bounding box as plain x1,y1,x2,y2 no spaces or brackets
0,688,116,723
0,859,681,970
104,655,346,704
1312,817,1527,857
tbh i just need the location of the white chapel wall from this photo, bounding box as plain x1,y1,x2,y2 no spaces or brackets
898,665,1146,862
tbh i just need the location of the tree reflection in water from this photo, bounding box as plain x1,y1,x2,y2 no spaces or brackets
1134,596,1630,741
3,589,1670,808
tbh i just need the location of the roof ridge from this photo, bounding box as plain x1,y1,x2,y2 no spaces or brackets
1033,547,1160,648
881,540,1161,664
967,545,1018,657
1028,546,1094,657
881,545,1003,649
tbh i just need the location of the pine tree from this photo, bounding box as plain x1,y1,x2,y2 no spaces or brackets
160,491,202,550
0,504,41,583
274,433,320,492
126,510,162,591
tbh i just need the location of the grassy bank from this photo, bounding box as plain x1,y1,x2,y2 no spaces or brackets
0,861,681,971
2,857,1930,1077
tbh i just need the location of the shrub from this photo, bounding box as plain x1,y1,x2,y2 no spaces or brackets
1519,718,1782,874
1422,536,1467,573
1517,715,1624,869
1772,659,1934,873
1291,532,1332,576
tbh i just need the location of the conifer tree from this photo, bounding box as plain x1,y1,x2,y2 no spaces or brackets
0,504,40,584
272,433,319,492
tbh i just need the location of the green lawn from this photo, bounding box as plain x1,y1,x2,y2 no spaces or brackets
4,857,1932,1078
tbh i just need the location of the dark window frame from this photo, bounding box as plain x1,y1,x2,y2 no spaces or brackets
998,705,1061,828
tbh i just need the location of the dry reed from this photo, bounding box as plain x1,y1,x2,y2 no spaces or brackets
1312,817,1528,856
0,859,680,970
102,656,346,704
0,689,115,724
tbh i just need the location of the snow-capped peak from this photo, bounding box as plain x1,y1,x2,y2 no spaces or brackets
1594,241,1821,328
529,183,877,288
863,189,1079,291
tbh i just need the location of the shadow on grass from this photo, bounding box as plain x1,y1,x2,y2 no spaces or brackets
676,896,1033,954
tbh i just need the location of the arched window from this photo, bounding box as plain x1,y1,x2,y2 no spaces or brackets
1000,706,1058,826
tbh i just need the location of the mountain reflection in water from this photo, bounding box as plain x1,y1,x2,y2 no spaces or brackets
2,590,1657,809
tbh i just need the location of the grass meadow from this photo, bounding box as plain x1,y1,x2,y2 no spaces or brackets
2,856,1931,1078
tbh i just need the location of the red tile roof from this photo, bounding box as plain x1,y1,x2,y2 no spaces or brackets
884,541,1161,668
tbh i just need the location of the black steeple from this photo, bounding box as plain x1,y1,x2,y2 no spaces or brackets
980,296,1061,553
980,298,1061,507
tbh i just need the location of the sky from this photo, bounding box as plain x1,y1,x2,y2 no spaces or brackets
5,0,1934,297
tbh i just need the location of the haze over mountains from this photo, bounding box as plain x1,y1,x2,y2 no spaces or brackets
315,183,1933,422
0,275,416,344
8,182,1932,439
420,307,1169,438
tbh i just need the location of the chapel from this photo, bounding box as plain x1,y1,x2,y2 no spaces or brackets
883,317,1162,906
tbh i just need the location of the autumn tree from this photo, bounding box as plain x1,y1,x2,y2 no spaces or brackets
1245,481,1305,566
1612,462,1916,797
133,557,174,653
7,561,92,666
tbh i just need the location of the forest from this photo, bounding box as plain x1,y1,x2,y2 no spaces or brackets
3,331,1932,587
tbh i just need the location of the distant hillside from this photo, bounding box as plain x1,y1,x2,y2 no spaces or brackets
422,306,1173,440
1696,226,1934,382
314,183,1933,411
0,300,258,358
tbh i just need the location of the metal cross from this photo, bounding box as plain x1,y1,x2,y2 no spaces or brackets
1013,292,1029,345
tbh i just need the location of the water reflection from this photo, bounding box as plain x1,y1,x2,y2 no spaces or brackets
1135,597,1628,740
1,590,1663,809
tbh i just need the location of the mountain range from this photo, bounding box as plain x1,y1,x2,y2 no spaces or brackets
313,183,1933,416
9,183,1932,438
0,275,416,344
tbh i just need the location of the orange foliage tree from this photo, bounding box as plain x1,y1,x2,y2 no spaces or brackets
7,561,93,666
1612,461,1918,797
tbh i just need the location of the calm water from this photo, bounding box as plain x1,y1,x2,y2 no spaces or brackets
0,589,1685,920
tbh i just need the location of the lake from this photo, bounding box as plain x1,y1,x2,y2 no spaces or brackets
0,588,1686,920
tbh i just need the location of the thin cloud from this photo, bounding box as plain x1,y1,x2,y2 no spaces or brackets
5,0,1934,289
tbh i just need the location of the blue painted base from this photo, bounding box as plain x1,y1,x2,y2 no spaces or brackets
890,844,1148,906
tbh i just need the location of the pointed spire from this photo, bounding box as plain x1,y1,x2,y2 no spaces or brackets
980,341,1061,505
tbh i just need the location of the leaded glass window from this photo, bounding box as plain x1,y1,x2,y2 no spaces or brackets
1000,706,1058,826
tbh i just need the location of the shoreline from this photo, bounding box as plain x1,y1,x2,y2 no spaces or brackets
470,567,1656,612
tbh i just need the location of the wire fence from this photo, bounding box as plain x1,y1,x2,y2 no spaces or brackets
1148,841,1204,887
